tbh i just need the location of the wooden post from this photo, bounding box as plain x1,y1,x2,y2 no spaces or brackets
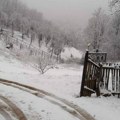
96,63,102,97
80,50,89,97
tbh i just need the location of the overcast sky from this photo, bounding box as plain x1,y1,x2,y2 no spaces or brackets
20,0,109,29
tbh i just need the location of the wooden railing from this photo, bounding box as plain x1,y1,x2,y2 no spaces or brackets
80,51,120,97
80,51,101,97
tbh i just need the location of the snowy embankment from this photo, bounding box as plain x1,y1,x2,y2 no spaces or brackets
0,49,120,120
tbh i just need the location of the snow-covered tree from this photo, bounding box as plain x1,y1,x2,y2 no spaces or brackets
84,8,109,50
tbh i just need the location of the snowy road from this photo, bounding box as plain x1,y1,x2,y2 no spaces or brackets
0,79,95,120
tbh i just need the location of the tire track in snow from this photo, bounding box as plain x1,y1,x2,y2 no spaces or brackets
0,108,12,120
0,95,27,120
0,78,95,120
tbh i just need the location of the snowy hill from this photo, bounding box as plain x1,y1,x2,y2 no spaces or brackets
1,29,83,65
61,47,83,63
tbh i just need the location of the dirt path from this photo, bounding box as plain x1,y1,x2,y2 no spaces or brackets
0,78,96,120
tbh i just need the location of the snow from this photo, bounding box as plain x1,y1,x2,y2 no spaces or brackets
61,47,82,60
74,96,120,120
0,84,79,120
0,115,5,120
0,45,120,120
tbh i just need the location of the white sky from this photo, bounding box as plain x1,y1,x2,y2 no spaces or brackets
20,0,109,29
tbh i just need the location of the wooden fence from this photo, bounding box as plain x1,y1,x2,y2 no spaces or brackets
80,50,120,97
101,65,120,96
80,51,101,97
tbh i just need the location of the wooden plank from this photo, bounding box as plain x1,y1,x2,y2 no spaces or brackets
91,64,95,80
103,68,106,89
118,70,120,92
106,68,110,89
111,69,114,91
87,62,92,81
102,68,105,82
88,59,100,68
89,64,93,80
91,65,95,80
80,51,89,97
116,69,119,92
104,68,107,89
96,64,102,96
86,62,89,81
114,69,117,92
113,69,116,91
94,66,97,77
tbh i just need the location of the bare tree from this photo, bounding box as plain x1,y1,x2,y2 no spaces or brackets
35,56,55,74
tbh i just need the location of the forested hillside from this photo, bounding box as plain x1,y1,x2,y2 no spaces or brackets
1,0,120,61
0,0,82,58
84,1,120,60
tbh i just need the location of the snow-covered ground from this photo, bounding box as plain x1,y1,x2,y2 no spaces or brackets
0,49,120,120
61,47,82,61
0,84,80,120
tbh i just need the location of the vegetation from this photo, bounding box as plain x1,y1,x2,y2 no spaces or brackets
83,1,120,61
0,0,83,58
1,0,120,62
